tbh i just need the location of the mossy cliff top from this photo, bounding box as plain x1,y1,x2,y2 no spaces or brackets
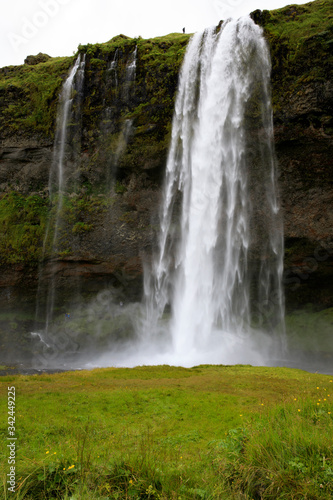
0,1,332,142
1,0,332,141
0,32,190,141
259,0,333,127
0,56,73,140
265,0,333,48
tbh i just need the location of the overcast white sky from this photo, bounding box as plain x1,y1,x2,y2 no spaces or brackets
0,0,313,68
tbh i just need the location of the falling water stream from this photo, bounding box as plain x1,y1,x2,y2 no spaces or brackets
134,17,285,366
49,54,85,197
34,54,86,341
107,46,136,190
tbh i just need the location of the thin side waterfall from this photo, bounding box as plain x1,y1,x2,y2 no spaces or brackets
126,45,137,82
139,17,285,365
107,47,137,190
113,119,133,173
105,117,134,193
108,48,119,88
34,54,86,340
49,54,85,197
123,46,137,102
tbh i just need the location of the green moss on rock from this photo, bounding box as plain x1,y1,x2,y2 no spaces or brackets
0,56,73,138
259,0,333,120
0,193,48,264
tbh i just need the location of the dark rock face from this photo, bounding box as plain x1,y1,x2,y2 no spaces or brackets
274,78,333,244
0,145,52,193
250,9,271,26
0,11,332,312
277,130,333,311
272,80,333,311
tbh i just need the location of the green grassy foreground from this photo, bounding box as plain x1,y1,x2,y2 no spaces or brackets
0,365,332,499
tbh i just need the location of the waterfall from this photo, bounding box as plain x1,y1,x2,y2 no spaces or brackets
106,46,137,190
107,48,119,88
35,54,86,339
113,119,133,169
141,17,285,364
126,45,137,82
30,20,286,370
49,54,85,196
123,45,137,102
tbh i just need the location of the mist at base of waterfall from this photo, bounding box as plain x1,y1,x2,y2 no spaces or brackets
29,295,272,369
23,291,332,375
87,327,276,369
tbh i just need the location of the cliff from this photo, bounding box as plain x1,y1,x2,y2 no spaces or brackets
0,0,332,312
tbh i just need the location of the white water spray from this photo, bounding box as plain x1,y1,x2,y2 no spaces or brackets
139,17,285,365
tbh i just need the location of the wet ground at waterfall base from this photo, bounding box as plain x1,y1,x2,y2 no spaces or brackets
1,355,332,377
0,302,333,376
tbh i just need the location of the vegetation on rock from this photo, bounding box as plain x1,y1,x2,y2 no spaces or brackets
263,0,333,131
0,192,48,263
0,57,73,137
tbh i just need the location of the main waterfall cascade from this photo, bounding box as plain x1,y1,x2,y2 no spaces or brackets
137,17,285,366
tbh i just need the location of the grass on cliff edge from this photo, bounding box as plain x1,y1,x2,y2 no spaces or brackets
265,0,333,49
0,56,73,136
0,365,332,499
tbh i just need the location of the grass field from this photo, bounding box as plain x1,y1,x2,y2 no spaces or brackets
0,364,332,499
